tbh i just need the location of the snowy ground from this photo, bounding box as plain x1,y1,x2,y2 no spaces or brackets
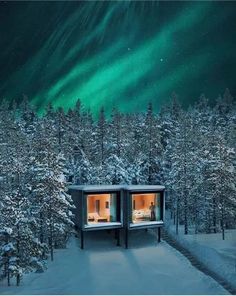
166,220,236,291
0,230,229,295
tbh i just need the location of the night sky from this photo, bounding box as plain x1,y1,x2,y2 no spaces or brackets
0,1,236,116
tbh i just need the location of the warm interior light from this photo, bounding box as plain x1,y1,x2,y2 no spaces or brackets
132,193,160,223
87,194,117,224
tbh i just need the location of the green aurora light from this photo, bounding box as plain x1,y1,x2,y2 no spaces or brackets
0,1,235,116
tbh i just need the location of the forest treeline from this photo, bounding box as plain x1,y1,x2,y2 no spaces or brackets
0,90,235,284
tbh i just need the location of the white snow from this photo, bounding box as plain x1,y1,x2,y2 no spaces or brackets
57,173,65,183
124,185,165,191
84,222,122,228
166,222,236,290
0,227,13,235
69,185,123,191
1,243,15,252
130,221,163,227
69,185,165,192
0,230,229,295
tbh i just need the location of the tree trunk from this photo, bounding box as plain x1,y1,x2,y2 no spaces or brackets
176,197,179,235
16,201,21,286
48,200,54,261
7,263,10,286
213,197,217,233
221,203,225,240
40,211,44,244
49,226,54,261
184,190,188,235
194,210,198,234
16,273,20,286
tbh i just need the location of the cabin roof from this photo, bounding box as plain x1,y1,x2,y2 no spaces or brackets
69,185,122,192
69,185,165,192
124,185,165,191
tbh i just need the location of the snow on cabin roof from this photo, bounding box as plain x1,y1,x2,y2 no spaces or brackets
124,185,165,191
68,185,165,192
69,185,123,192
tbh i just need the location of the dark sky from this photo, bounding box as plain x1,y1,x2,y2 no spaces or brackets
0,1,236,115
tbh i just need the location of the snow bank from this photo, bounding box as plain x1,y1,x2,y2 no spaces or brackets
165,219,236,290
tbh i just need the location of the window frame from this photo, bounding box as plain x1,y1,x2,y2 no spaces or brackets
128,191,164,228
83,191,122,229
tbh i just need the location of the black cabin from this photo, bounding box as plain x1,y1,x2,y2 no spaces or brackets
69,185,165,248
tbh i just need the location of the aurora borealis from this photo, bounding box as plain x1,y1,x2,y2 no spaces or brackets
0,1,236,116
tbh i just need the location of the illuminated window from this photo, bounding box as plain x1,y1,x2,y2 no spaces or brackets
86,193,120,224
131,193,161,223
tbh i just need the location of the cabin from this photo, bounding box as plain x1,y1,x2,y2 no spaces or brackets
69,185,165,249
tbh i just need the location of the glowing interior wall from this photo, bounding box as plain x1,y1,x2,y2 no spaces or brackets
86,193,119,224
131,193,161,223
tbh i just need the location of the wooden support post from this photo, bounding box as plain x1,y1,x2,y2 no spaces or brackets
125,228,129,249
80,229,84,249
158,227,161,243
116,229,120,246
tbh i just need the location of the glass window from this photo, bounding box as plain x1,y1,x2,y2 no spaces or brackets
131,193,161,223
86,193,119,224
